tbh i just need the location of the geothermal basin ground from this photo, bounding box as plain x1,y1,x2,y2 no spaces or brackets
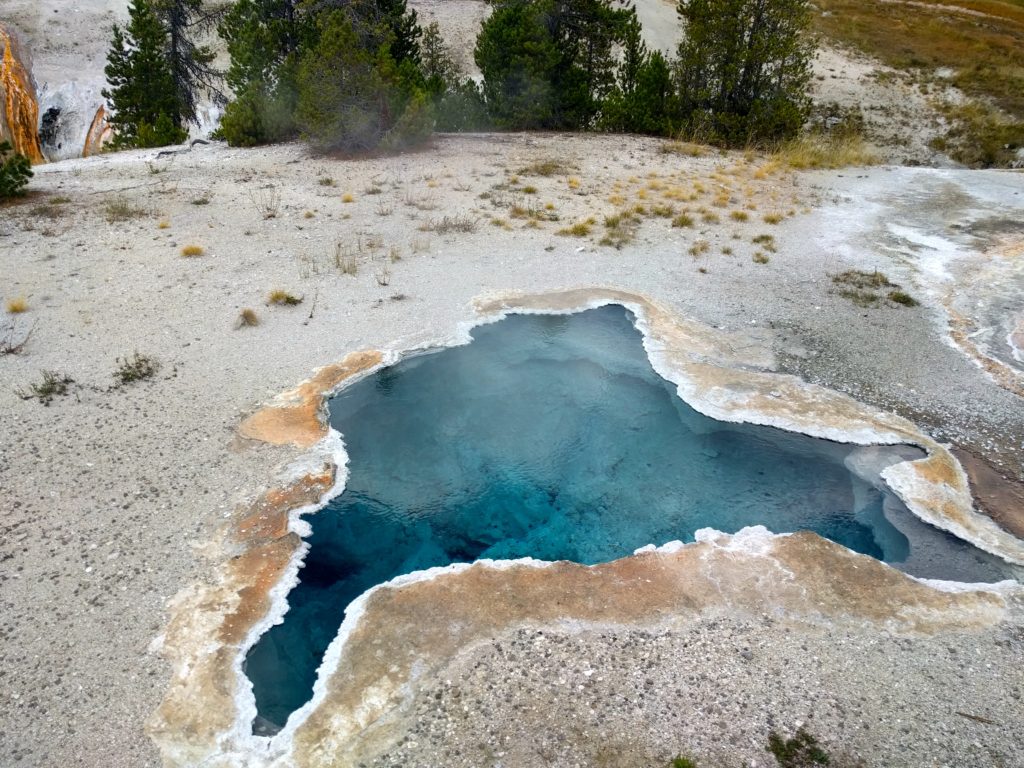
1,134,1024,767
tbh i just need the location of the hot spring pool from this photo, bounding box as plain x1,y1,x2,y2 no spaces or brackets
243,305,1015,734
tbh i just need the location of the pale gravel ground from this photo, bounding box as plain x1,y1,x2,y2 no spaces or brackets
1,134,1023,767
368,616,1024,768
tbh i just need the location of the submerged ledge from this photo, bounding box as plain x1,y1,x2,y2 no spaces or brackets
146,288,1024,768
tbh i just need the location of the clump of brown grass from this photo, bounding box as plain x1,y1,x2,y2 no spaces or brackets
268,289,303,306
730,210,749,222
659,141,706,157
558,219,593,237
6,296,28,314
519,159,570,176
689,239,710,257
158,219,171,229
341,193,355,203
762,212,784,225
752,233,777,252
599,209,641,248
181,244,205,257
236,308,260,328
773,134,878,170
420,213,479,233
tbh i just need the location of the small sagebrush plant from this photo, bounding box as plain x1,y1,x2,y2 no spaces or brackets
0,141,33,199
17,370,73,405
267,289,303,306
114,352,160,385
767,728,831,767
105,197,148,222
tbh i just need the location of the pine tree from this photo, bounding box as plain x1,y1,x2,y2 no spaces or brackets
600,14,678,135
295,6,432,152
103,0,188,148
475,0,630,130
154,0,222,127
218,0,308,145
675,0,814,145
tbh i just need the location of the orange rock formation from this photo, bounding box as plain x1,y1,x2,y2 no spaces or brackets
0,25,44,164
82,104,113,158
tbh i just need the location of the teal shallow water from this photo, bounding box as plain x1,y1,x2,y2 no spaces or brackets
244,305,1015,734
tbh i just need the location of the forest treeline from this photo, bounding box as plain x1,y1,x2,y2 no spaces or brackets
103,0,815,153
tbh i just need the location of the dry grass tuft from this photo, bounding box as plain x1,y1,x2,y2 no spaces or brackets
558,219,593,237
158,219,171,229
599,209,641,248
773,134,878,170
237,308,260,328
180,244,205,257
6,296,28,314
659,141,707,157
105,198,148,222
420,213,479,234
267,289,303,306
341,193,355,203
519,159,570,176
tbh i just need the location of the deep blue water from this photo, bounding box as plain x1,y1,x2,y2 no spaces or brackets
244,305,1016,734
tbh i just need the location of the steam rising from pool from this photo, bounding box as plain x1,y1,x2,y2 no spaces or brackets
243,305,1013,734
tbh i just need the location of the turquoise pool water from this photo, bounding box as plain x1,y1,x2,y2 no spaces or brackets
244,305,1014,734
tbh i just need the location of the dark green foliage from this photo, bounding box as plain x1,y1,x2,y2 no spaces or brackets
670,756,699,768
114,352,161,384
887,289,919,307
218,0,309,145
421,21,459,97
475,0,630,130
103,0,189,148
16,371,74,405
419,21,491,132
220,0,434,151
474,0,560,128
219,82,299,145
767,728,831,767
435,80,492,132
675,0,813,145
600,15,677,135
155,0,222,127
0,141,33,198
295,7,432,153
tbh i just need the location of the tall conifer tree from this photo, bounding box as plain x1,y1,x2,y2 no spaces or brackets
155,0,222,126
103,0,188,147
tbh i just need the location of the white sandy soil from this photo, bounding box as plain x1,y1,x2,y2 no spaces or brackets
1,133,1023,766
